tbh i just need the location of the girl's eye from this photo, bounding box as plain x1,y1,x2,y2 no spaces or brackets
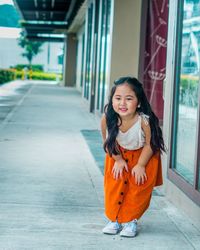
126,98,133,101
115,97,121,100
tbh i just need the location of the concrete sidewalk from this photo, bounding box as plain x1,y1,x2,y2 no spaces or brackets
0,81,199,250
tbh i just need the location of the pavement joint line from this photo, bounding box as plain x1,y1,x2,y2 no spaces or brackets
155,196,200,241
79,132,104,207
162,198,200,231
0,202,103,209
0,84,34,130
168,220,196,250
84,164,103,207
161,202,199,250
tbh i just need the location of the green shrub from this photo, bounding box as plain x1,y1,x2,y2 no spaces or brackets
0,69,15,84
15,70,23,79
31,72,59,80
180,75,198,90
180,75,199,107
12,64,44,71
0,69,62,84
15,70,62,81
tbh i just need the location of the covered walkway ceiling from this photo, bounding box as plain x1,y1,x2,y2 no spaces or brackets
14,0,84,42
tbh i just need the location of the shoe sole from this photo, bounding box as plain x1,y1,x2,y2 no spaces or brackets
103,231,118,235
102,228,122,235
120,232,137,237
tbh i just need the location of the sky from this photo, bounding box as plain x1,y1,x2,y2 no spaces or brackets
0,0,14,5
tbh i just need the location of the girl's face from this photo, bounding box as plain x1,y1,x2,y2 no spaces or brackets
112,83,139,119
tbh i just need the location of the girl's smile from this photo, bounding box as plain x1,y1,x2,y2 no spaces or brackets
119,107,128,112
112,83,139,119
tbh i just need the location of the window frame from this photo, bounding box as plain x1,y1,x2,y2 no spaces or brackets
167,0,200,206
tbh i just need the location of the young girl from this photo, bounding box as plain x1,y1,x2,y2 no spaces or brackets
101,76,165,237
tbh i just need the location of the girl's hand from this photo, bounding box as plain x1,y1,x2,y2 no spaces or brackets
132,164,147,185
112,158,128,180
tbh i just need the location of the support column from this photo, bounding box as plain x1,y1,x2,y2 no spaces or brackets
108,0,142,87
64,33,77,87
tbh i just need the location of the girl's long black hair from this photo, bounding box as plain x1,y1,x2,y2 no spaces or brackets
103,76,166,156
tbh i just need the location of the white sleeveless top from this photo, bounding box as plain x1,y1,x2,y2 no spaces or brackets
116,113,149,150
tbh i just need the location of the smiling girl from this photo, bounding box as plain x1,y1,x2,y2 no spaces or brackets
101,76,165,237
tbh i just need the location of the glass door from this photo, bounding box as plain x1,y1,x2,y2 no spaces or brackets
169,0,200,205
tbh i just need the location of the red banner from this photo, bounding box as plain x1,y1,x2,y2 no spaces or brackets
143,0,169,120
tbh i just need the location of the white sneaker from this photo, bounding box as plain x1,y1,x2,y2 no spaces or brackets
102,221,122,235
120,219,137,237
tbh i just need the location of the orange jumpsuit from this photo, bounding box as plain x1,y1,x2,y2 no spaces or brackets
104,146,163,223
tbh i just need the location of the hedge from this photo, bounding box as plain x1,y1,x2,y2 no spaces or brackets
15,70,62,81
0,69,15,84
180,75,198,90
180,75,199,107
12,64,44,71
0,69,62,84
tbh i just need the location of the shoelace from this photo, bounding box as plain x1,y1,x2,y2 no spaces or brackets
114,222,122,230
108,221,119,229
124,221,137,231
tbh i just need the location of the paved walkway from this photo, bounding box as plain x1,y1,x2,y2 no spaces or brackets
0,81,199,250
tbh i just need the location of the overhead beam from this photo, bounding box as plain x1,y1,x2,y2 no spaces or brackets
26,30,66,35
51,0,55,8
26,31,66,36
13,0,85,41
23,10,67,15
34,0,38,8
21,23,67,30
26,35,64,42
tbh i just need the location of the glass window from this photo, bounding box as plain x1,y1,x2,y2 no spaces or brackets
172,0,200,185
97,0,105,110
102,0,111,112
97,0,111,112
84,4,93,100
80,33,85,87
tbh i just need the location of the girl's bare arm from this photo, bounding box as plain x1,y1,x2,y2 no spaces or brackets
137,119,153,167
100,114,107,143
101,114,128,178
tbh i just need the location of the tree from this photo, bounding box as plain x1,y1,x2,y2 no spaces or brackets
18,31,43,68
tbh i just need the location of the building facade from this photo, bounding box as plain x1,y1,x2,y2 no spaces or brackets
64,0,200,227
